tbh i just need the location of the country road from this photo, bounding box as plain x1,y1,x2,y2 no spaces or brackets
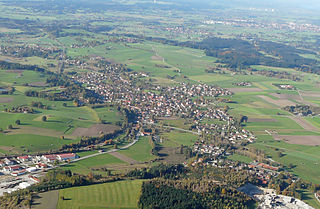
71,139,139,163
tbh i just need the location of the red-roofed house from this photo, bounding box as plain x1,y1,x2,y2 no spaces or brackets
42,154,58,163
57,153,79,161
17,155,30,162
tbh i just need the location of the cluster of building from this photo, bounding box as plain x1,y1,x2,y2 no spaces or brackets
203,18,320,33
0,44,61,58
233,82,252,87
72,70,232,123
0,153,79,176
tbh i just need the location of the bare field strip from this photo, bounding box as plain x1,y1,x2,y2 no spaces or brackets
248,118,277,122
32,190,59,209
0,97,13,103
5,126,77,139
258,95,297,107
289,116,320,132
5,70,23,73
300,91,320,98
273,135,320,146
72,124,120,137
228,87,262,93
109,152,139,164
270,93,317,106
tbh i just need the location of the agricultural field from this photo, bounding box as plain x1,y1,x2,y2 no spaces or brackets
0,69,123,154
118,137,156,163
60,153,127,176
57,180,143,209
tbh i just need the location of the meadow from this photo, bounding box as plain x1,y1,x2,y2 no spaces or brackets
57,180,143,209
60,153,127,176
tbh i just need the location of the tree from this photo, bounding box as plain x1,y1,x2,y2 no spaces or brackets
8,124,13,129
15,120,21,125
42,116,47,122
62,103,67,107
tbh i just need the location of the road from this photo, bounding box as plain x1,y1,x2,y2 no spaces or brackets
70,139,138,162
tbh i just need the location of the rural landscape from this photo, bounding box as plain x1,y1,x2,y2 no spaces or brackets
0,0,319,208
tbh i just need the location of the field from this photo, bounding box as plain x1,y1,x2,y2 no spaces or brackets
57,180,143,209
0,69,123,154
118,137,156,163
60,153,127,175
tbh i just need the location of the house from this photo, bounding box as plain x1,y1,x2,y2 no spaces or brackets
11,169,26,176
4,158,15,165
3,165,22,172
42,154,58,163
57,153,79,161
36,163,48,169
26,167,37,173
17,155,30,162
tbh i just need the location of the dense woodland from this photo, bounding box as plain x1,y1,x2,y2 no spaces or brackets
138,179,254,209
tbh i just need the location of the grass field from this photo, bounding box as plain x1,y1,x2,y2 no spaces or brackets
60,153,127,175
119,137,156,162
227,154,253,164
250,135,320,184
161,131,198,147
57,180,143,209
0,70,123,154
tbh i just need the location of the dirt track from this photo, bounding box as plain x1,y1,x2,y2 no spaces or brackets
109,152,139,164
273,134,320,146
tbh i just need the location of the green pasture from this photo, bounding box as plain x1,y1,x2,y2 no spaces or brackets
227,154,253,164
60,153,127,175
161,131,198,147
119,137,155,162
251,134,320,184
57,180,143,209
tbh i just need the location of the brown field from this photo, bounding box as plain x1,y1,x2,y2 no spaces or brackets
72,124,120,137
5,70,23,73
228,87,262,93
105,163,148,172
5,126,77,139
0,97,13,103
258,95,297,107
289,116,320,132
151,55,164,61
109,152,138,164
32,190,59,209
273,134,320,146
270,93,301,100
300,91,320,98
158,147,187,164
271,93,317,106
248,118,277,122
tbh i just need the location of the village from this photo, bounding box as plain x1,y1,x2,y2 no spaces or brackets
0,153,79,195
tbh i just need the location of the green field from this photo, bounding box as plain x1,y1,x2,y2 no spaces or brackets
161,131,198,147
119,137,156,162
60,153,127,175
57,180,143,209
